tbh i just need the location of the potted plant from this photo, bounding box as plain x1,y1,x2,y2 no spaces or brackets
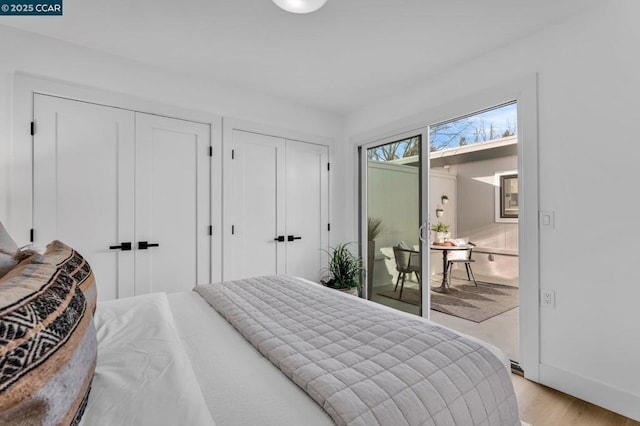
367,217,383,297
441,194,449,204
321,242,363,296
430,221,450,244
435,208,444,218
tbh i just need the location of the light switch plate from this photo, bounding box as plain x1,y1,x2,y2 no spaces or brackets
539,210,555,229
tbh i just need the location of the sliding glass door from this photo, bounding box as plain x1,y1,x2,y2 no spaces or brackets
361,131,429,317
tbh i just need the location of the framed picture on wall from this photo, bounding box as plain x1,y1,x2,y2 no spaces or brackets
500,174,518,218
495,171,518,223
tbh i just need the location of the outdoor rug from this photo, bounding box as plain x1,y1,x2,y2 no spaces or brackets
377,278,518,323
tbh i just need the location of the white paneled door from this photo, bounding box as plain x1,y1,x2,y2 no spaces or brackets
284,141,329,281
228,130,286,280
134,113,210,295
227,130,329,282
33,94,210,300
33,94,136,301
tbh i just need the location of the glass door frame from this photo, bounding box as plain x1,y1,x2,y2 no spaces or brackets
359,127,431,318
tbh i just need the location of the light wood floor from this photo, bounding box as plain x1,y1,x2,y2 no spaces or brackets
513,374,639,425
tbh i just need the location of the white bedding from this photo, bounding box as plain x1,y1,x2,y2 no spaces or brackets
82,293,215,426
194,276,519,425
84,283,516,425
167,291,334,426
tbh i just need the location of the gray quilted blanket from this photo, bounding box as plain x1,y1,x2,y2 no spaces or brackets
194,276,520,426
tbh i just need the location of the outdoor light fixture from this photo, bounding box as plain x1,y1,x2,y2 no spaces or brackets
272,0,328,14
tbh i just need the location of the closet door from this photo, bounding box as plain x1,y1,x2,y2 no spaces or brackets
33,94,135,301
225,129,329,282
134,113,211,294
227,130,285,280
285,141,329,282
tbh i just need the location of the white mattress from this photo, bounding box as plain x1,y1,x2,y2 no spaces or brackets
167,291,334,426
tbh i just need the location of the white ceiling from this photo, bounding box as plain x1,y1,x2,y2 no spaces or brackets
1,0,599,114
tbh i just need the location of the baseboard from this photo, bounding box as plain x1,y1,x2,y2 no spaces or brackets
539,364,640,421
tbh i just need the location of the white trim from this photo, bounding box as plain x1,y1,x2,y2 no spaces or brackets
494,170,519,224
540,363,640,422
350,73,540,381
11,72,223,282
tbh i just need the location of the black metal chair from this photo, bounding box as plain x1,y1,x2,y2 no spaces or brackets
392,245,421,300
446,242,477,287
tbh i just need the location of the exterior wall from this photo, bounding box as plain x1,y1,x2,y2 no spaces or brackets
367,161,419,251
457,156,518,250
429,169,457,275
457,156,518,285
368,162,460,279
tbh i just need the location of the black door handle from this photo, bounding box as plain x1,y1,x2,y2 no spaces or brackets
274,236,285,242
138,241,160,250
109,242,132,251
287,235,302,242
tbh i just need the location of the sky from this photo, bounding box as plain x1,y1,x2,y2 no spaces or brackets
368,102,517,161
429,102,517,151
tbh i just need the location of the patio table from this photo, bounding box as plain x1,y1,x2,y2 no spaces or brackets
430,244,473,294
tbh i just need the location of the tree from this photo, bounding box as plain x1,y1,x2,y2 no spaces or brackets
367,137,420,161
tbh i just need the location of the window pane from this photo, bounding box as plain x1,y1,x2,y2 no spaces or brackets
430,102,517,152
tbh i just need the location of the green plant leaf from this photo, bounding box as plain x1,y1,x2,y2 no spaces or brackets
322,242,363,289
367,217,383,241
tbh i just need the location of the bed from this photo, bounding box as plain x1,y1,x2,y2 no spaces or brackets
0,235,522,425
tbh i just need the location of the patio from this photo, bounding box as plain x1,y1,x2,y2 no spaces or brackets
367,131,520,363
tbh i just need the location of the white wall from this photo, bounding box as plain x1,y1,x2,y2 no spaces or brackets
367,161,419,250
456,156,519,284
0,24,346,244
345,1,640,420
457,156,518,250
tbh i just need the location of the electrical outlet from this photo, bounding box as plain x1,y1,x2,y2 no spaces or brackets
540,289,555,308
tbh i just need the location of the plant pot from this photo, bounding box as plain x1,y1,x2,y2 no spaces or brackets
435,209,444,218
434,231,448,243
320,280,358,296
441,198,449,204
339,287,358,296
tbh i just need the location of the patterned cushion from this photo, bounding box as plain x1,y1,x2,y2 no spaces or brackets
0,256,97,425
37,241,97,315
0,248,40,280
0,253,15,279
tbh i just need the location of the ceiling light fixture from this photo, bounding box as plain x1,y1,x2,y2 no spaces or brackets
272,0,328,14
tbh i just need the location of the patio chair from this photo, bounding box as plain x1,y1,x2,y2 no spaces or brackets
392,245,421,300
446,242,477,287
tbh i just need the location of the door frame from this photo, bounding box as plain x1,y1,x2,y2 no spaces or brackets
358,129,430,315
11,72,223,281
352,74,540,381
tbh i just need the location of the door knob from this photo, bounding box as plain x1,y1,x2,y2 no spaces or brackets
287,235,302,242
109,242,132,251
274,236,285,242
138,241,160,250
